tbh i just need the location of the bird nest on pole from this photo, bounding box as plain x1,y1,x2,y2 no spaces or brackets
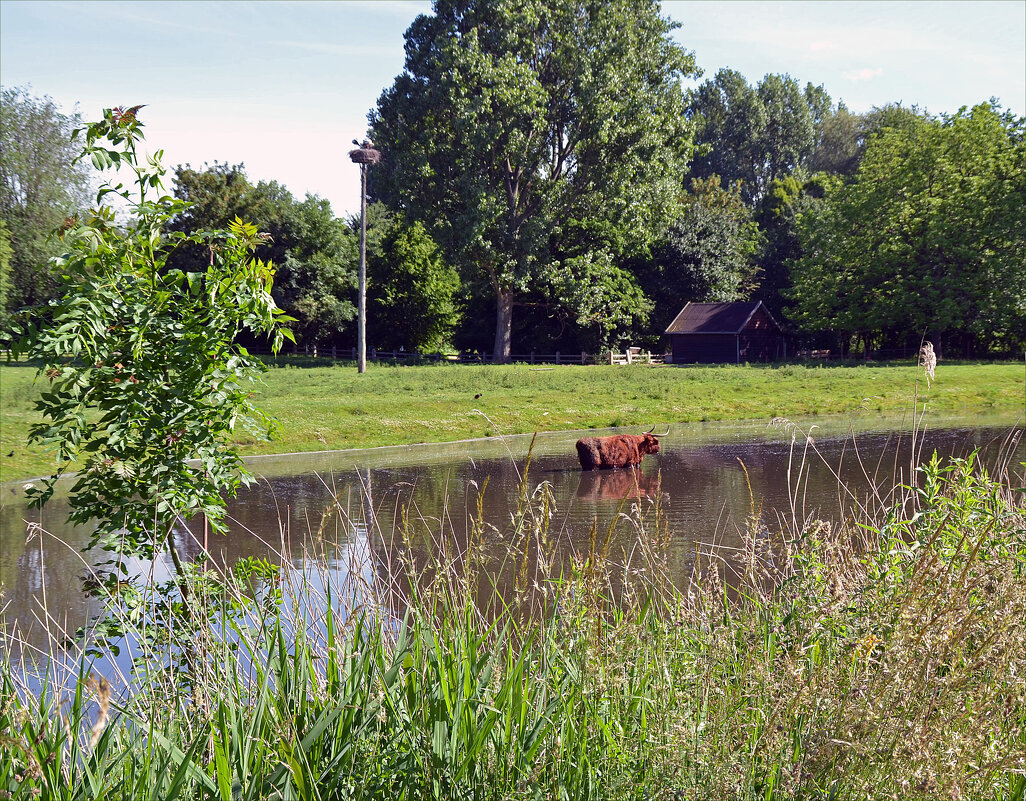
348,146,382,165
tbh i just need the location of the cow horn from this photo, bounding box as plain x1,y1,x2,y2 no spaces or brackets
646,426,670,437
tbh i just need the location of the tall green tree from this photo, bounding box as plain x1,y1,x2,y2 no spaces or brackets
807,103,863,176
368,216,462,352
0,86,92,316
758,74,816,188
688,71,820,204
686,69,768,204
639,176,762,331
752,172,833,323
169,164,357,347
807,102,928,177
371,0,697,360
789,103,1026,356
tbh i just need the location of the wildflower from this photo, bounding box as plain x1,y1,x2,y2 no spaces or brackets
858,633,882,659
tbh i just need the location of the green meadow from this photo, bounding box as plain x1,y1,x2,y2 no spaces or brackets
2,359,1024,481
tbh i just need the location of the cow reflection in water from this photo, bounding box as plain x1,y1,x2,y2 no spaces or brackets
576,468,660,503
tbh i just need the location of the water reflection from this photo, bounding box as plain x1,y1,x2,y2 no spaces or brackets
2,414,1023,666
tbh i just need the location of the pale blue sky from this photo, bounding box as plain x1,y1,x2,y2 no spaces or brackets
2,1,1023,217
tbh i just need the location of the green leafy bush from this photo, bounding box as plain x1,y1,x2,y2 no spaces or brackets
6,106,292,579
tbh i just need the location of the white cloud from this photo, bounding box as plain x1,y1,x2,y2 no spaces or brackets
842,67,884,82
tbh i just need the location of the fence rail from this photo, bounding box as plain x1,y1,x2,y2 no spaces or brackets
251,345,670,366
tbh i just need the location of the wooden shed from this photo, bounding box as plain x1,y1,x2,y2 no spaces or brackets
664,301,786,364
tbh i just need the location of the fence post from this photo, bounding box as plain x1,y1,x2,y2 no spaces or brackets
331,345,336,360
580,351,585,365
555,351,560,364
609,350,614,365
530,351,535,365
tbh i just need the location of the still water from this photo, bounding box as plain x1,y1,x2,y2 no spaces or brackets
1,412,1023,665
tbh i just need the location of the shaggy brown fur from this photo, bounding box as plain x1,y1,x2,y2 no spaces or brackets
575,433,661,471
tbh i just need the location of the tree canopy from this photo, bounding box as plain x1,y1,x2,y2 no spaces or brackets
367,215,462,353
371,0,698,360
639,176,762,333
168,163,358,347
0,86,93,317
687,70,824,204
788,102,1026,356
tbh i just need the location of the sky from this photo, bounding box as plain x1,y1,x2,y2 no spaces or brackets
2,0,1023,218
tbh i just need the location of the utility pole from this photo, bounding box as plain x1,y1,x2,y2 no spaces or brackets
348,140,381,374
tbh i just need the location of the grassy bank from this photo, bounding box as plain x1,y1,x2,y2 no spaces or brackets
2,449,1024,798
2,359,1024,481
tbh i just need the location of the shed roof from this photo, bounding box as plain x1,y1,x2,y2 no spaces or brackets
664,301,779,335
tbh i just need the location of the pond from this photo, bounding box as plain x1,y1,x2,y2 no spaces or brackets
1,411,1023,671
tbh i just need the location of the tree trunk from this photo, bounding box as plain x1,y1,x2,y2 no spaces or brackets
494,289,513,363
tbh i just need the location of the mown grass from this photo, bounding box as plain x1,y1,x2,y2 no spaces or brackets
3,358,1024,481
2,435,1025,799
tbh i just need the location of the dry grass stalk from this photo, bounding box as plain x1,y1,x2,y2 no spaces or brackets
919,341,937,386
84,674,111,749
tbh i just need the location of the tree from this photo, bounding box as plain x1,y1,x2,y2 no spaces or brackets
687,69,768,204
5,106,292,591
803,81,833,138
757,74,816,188
806,102,928,178
687,71,820,205
752,172,832,323
788,103,1026,356
0,221,12,320
169,164,357,346
367,216,462,352
639,176,762,331
0,86,92,316
271,193,357,348
371,0,697,361
807,103,863,176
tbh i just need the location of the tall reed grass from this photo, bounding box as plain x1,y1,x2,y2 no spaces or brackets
2,427,1024,799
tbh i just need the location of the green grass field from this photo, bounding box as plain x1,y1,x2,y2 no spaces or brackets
3,358,1024,481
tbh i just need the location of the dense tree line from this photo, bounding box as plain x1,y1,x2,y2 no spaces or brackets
788,104,1026,357
2,0,1023,359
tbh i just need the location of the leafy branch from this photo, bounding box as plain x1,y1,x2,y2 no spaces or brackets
7,106,294,602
